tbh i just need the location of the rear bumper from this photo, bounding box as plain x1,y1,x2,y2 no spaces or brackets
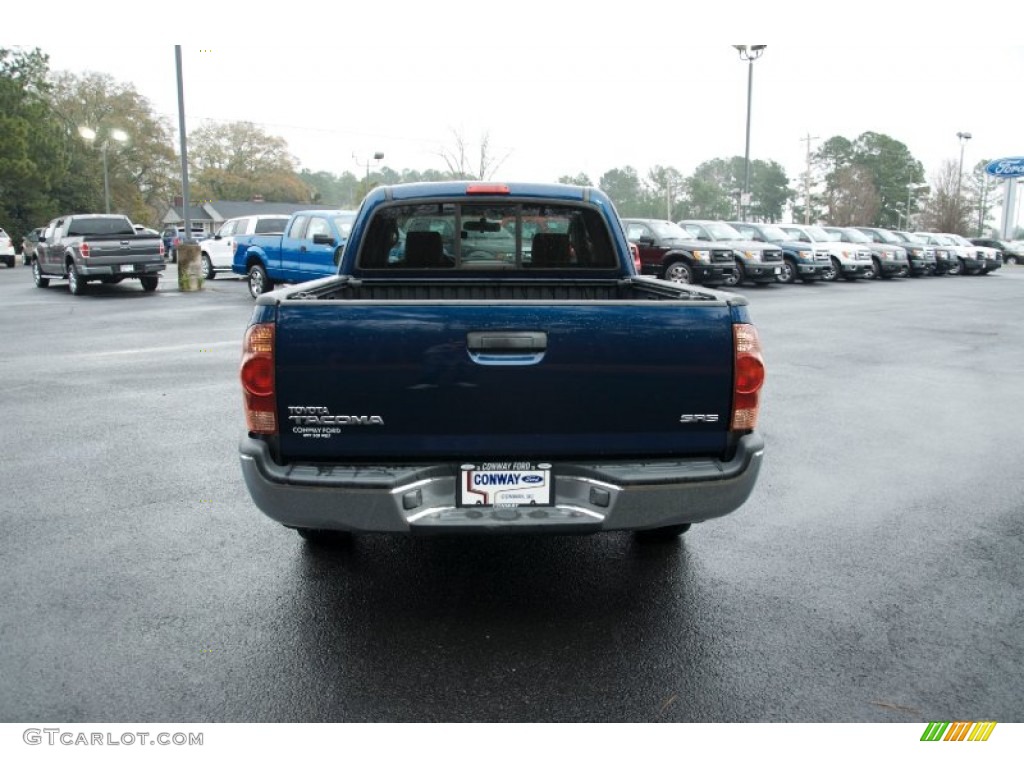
239,433,764,534
78,261,166,277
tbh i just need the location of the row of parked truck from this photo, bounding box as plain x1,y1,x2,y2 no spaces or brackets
623,218,1006,288
16,206,1009,298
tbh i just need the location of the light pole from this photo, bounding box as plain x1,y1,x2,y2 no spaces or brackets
905,182,928,232
354,151,384,197
78,126,128,213
956,131,972,204
733,45,766,222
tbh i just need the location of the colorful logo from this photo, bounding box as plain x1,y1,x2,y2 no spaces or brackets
921,722,997,742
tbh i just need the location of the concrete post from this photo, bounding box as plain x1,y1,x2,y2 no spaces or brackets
176,243,204,291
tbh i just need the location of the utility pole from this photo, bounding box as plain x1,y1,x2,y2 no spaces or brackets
800,133,818,225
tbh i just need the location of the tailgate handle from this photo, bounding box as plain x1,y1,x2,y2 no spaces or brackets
467,331,547,352
466,331,547,366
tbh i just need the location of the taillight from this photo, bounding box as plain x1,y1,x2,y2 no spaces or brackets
158,242,165,257
241,323,276,434
80,242,91,259
731,324,764,431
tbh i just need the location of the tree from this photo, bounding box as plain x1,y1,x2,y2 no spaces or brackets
48,70,179,225
850,132,923,228
918,160,964,233
558,173,593,186
748,159,793,222
438,129,510,180
0,47,85,242
598,167,645,216
964,159,1000,237
811,133,924,227
825,165,881,226
679,158,736,220
645,166,686,220
189,121,310,203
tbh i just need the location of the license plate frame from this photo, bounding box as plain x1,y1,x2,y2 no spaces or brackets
120,264,135,273
456,462,554,508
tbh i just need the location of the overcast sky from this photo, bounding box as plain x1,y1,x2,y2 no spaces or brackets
16,6,1024,229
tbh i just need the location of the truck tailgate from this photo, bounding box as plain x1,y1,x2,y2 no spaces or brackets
274,302,734,462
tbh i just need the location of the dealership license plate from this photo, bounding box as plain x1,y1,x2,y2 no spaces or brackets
120,264,135,272
457,462,553,507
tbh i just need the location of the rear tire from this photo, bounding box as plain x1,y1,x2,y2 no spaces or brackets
248,264,273,299
294,527,352,547
140,275,158,292
32,259,49,288
634,523,692,541
67,262,86,295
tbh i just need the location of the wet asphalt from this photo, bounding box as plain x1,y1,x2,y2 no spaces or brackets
0,261,1021,722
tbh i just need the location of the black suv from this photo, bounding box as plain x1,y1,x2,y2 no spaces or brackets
621,218,736,286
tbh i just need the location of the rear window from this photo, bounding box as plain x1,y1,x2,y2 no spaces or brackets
254,217,290,234
357,203,617,271
67,217,136,237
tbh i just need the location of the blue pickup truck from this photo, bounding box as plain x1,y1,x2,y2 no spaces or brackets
238,182,766,545
232,209,356,299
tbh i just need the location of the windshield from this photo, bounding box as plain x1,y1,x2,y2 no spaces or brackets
896,232,926,244
751,224,789,241
835,228,871,243
949,234,972,246
333,214,356,237
801,225,832,241
701,221,744,240
649,221,692,240
872,229,901,244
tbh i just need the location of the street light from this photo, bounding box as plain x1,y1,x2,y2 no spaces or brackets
956,131,972,204
733,45,766,222
78,126,129,213
354,151,384,196
905,182,929,231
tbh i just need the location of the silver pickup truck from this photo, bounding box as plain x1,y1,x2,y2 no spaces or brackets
32,214,165,295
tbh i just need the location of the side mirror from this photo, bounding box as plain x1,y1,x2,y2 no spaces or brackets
39,236,47,243
214,235,222,240
637,236,655,246
312,233,336,246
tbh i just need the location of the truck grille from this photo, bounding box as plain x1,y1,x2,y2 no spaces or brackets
711,249,734,264
762,248,782,263
814,250,830,262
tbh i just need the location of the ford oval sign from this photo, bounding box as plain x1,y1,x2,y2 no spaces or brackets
985,157,1024,178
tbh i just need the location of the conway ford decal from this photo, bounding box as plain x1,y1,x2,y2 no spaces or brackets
985,157,1024,178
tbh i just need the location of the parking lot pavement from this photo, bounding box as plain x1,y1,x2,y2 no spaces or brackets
0,264,1022,722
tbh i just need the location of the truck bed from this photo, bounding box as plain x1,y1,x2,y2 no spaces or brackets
273,275,729,303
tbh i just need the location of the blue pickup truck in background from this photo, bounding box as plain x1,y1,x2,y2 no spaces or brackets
232,209,356,298
238,182,766,547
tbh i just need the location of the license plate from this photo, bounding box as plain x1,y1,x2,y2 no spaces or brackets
773,267,781,274
120,264,135,272
457,462,553,507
